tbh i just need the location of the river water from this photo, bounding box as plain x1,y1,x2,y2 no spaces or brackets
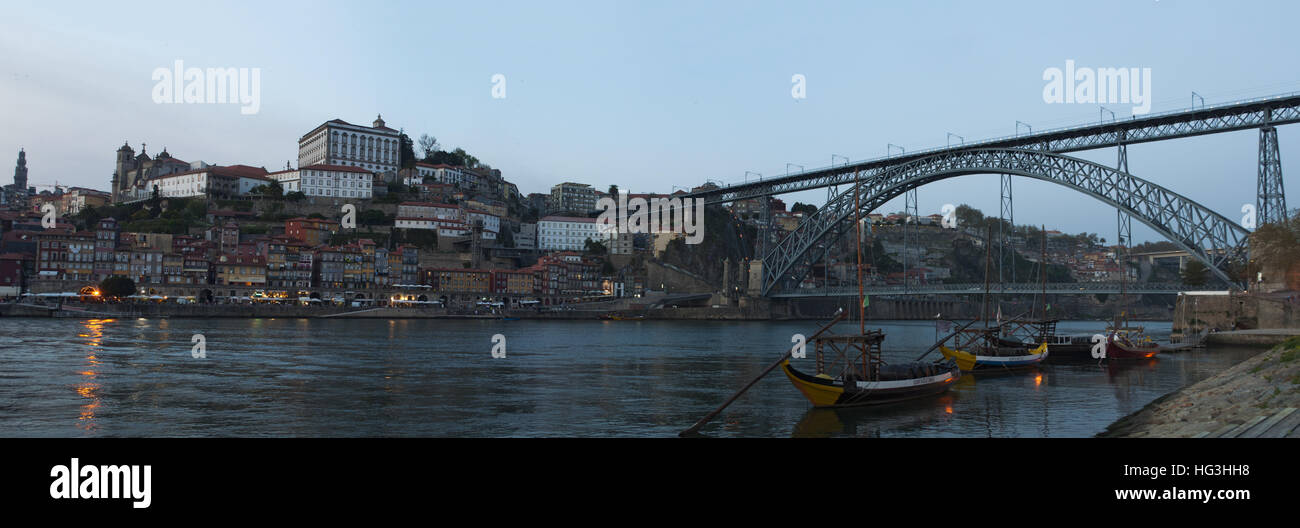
0,317,1262,437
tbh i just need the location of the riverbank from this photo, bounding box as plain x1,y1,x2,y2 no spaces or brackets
1100,337,1300,437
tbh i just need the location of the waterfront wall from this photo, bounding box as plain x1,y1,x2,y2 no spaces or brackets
644,261,715,293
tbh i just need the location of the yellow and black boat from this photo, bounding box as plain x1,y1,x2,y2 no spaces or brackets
782,329,961,408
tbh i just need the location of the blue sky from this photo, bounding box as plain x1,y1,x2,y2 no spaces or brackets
2,0,1298,243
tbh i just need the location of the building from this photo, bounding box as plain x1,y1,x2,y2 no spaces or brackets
422,268,491,295
268,164,374,199
491,269,534,297
112,143,196,202
2,150,31,209
59,187,111,215
512,223,537,250
215,253,266,286
285,217,340,247
298,115,402,175
406,163,468,187
35,229,95,281
538,216,602,251
140,164,269,201
548,182,596,215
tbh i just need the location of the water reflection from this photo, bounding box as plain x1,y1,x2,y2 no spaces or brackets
75,318,112,432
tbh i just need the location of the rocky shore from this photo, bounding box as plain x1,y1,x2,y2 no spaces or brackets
1100,337,1300,437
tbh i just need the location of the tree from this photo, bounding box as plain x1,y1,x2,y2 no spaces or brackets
1181,259,1209,286
584,238,608,255
398,133,417,169
285,191,306,202
99,276,136,298
955,204,984,230
791,202,817,215
417,134,440,159
453,148,479,169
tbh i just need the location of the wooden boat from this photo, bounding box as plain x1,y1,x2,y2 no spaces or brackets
996,320,1095,362
936,224,1049,372
939,337,1048,372
782,169,959,408
782,330,961,408
1104,330,1160,359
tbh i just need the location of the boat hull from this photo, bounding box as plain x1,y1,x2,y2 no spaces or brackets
782,360,959,408
1105,341,1159,359
939,342,1048,371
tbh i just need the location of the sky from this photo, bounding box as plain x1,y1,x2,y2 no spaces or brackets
1,0,1298,243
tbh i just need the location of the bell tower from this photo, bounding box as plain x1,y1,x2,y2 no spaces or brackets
13,149,27,191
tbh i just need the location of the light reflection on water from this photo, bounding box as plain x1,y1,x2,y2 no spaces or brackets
0,318,1262,437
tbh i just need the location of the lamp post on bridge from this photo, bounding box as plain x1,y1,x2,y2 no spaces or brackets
947,133,964,148
1101,106,1116,124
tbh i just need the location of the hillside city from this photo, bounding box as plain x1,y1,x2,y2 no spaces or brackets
0,114,1199,309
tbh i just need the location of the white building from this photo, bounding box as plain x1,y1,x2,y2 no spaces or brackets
465,209,500,240
538,215,606,251
397,202,460,221
394,217,470,238
145,164,268,199
406,163,468,187
269,164,373,199
394,202,498,240
298,115,402,175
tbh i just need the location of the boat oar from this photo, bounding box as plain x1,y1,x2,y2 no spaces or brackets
678,309,846,437
914,319,979,361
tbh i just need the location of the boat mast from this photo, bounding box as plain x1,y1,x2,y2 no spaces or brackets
983,223,992,330
1039,225,1046,320
1118,233,1127,330
854,169,864,335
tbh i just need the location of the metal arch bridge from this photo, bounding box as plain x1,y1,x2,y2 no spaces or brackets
683,91,1298,220
768,282,1189,298
756,148,1252,296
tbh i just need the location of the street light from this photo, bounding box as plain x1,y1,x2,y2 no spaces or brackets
1100,106,1115,124
831,154,849,168
745,171,762,183
947,133,964,148
1016,121,1032,137
887,144,905,157
786,163,804,178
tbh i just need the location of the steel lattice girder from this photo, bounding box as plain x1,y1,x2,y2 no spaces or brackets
760,149,1250,296
1258,126,1287,224
689,95,1300,205
769,282,1189,298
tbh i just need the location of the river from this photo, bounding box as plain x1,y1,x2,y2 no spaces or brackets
0,317,1262,437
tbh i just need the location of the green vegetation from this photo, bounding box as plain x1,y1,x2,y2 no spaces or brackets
392,228,438,250
99,276,136,298
1181,259,1209,286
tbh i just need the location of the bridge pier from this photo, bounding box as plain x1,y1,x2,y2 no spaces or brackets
1259,125,1287,225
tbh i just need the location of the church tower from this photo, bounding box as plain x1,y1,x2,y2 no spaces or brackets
13,149,28,190
114,141,136,202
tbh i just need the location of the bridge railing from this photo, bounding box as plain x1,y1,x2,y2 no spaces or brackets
770,281,1193,297
698,90,1300,191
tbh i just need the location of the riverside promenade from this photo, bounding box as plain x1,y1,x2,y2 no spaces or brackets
1101,337,1300,437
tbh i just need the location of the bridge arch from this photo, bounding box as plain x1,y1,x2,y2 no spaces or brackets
761,148,1249,295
